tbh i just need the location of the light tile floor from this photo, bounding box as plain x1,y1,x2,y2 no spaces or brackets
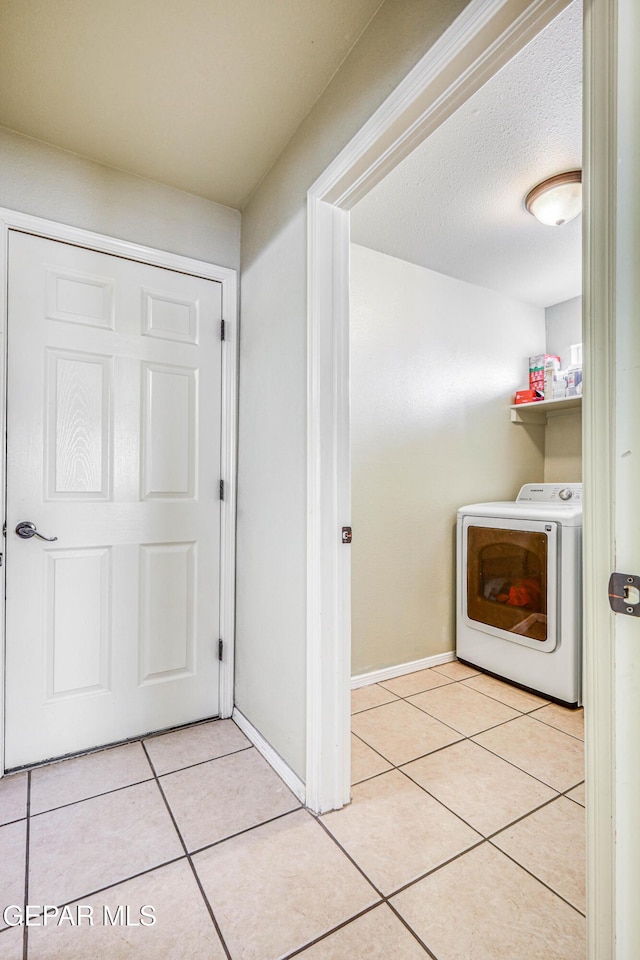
0,662,585,959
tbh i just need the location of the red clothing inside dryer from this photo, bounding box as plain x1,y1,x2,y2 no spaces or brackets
497,578,541,610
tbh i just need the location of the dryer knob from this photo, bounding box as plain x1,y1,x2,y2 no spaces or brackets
558,488,573,500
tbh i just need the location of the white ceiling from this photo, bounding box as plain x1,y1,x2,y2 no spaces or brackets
351,1,582,309
0,0,383,209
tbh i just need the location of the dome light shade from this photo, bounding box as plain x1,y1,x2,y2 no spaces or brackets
525,170,582,226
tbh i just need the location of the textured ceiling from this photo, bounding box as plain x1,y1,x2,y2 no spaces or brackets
351,1,582,309
0,0,383,209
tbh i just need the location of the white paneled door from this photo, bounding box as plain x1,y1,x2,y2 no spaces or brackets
4,232,223,768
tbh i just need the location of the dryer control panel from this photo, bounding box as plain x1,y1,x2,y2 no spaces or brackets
516,483,583,503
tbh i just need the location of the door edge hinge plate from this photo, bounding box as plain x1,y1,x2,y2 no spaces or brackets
219,479,224,501
220,318,226,341
608,572,640,617
218,639,223,661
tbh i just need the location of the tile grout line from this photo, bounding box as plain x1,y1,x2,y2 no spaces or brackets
359,669,584,728
385,900,441,960
429,667,479,681
356,679,535,746
394,762,562,844
313,813,386,901
352,677,583,796
154,742,254,779
353,682,549,757
377,672,466,693
377,678,457,698
365,672,583,742
394,765,487,837
140,740,234,960
314,807,488,955
450,679,552,713
23,749,303,923
354,749,572,828
354,699,578,797
6,714,226,777
526,708,586,742
350,698,402,716
383,838,487,900
352,707,571,800
562,780,585,807
408,682,585,743
310,817,445,959
483,791,564,842
354,698,469,743
350,677,585,904
352,672,463,710
22,770,31,960
351,671,585,954
0,807,30,828
403,699,529,741
378,681,455,696
22,857,188,921
351,729,396,764
16,681,583,956
467,736,583,795
486,838,586,918
351,692,584,816
354,731,579,799
281,897,441,960
28,776,157,821
27,742,255,821
188,806,303,858
351,770,394,788
278,903,384,960
349,672,586,934
442,666,580,713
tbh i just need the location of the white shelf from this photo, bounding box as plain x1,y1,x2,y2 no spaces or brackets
510,395,582,424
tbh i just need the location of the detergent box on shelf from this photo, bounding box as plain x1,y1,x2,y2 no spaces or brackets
514,389,544,404
529,354,560,397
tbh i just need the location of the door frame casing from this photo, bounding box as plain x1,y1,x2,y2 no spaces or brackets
306,0,617,955
0,207,238,774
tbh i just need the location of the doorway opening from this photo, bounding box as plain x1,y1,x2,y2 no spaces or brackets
348,0,581,697
344,5,584,948
307,0,617,948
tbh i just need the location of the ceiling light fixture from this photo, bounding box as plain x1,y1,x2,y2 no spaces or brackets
525,170,582,226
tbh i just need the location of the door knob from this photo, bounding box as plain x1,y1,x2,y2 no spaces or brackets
15,521,58,542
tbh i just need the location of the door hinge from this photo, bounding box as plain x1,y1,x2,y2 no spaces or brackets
219,479,224,501
342,526,352,544
218,639,223,661
609,572,640,617
220,318,226,341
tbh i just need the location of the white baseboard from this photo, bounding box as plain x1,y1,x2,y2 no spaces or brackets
351,651,457,689
232,708,306,805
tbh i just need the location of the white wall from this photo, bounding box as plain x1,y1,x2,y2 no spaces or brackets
235,0,469,778
350,244,546,675
543,410,582,481
0,126,240,268
545,294,582,367
544,294,582,482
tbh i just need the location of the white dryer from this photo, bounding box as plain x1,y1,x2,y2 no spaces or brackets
456,483,582,707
